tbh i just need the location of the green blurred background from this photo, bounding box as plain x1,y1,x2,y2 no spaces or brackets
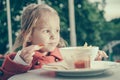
0,0,120,62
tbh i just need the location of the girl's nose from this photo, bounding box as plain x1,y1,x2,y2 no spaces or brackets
50,32,56,40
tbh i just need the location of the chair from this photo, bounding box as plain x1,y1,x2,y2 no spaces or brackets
102,40,120,62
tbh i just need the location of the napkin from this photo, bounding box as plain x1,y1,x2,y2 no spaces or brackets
42,61,70,70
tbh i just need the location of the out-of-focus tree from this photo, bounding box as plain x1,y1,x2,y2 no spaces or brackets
0,0,37,54
0,0,8,54
110,18,120,40
74,0,107,48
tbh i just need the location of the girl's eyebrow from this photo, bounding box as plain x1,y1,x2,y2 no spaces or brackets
34,26,48,29
36,26,60,29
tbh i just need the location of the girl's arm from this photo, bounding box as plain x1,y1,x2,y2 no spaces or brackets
0,53,32,80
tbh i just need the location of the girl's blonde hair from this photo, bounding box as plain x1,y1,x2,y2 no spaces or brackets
12,4,67,52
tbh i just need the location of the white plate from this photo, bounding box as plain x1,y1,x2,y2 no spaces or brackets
42,61,120,76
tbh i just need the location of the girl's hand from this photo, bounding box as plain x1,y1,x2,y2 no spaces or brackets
20,45,43,64
95,50,108,61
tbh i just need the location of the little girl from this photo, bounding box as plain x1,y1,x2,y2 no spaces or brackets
0,4,108,80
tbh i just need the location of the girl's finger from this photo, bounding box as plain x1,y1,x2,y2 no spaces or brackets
23,52,35,59
32,45,43,50
98,50,108,58
25,57,33,64
21,53,34,63
27,45,43,55
102,51,108,58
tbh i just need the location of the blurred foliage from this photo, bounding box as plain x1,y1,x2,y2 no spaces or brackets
0,0,120,54
74,0,106,47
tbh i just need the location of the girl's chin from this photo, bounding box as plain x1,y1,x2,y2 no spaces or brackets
47,48,56,52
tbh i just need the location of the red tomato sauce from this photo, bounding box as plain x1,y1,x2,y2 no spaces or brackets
74,60,90,68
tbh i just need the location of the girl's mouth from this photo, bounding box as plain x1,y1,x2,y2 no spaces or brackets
48,42,56,45
38,43,44,46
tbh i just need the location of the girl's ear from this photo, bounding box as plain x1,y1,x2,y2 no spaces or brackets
28,35,32,42
23,31,32,47
25,35,32,47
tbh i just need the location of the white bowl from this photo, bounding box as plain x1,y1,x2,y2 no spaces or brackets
59,46,99,61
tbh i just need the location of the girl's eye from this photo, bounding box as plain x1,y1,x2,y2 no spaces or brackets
43,30,50,33
56,29,60,32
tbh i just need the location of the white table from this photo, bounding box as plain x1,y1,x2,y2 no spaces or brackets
8,65,120,80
